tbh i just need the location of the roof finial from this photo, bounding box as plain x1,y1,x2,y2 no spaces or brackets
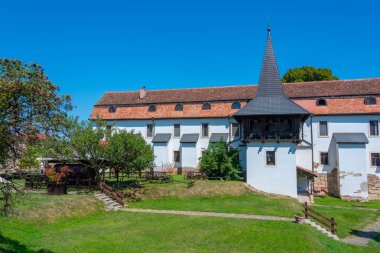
267,15,271,33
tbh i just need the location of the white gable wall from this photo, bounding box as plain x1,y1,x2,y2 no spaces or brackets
311,115,380,175
153,143,169,169
246,142,298,198
336,143,368,199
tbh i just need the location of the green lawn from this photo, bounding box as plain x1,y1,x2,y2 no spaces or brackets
127,180,380,239
1,179,379,252
0,192,377,253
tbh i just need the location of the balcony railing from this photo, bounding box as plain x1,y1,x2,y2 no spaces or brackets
245,130,301,142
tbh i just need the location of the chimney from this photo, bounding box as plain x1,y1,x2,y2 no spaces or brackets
139,86,146,99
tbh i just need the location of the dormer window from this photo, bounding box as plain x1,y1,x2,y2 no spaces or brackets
175,103,183,111
108,106,116,113
316,98,327,106
202,103,211,110
364,97,377,105
232,101,241,109
148,105,156,112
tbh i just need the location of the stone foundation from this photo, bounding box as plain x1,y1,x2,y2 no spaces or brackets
314,168,339,197
368,174,380,200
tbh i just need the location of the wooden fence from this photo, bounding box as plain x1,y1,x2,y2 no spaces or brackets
99,181,125,206
303,202,337,234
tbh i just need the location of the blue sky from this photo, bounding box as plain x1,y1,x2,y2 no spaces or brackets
2,0,379,120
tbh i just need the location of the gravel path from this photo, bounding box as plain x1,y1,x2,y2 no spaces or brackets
121,208,293,221
342,217,380,246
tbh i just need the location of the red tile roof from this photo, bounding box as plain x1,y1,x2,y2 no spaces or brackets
95,78,380,105
92,78,380,119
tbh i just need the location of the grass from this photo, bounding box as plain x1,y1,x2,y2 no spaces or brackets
126,179,380,239
315,195,380,209
0,192,377,253
1,179,379,252
127,179,301,217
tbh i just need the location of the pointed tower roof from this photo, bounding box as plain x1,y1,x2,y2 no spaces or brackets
235,27,310,117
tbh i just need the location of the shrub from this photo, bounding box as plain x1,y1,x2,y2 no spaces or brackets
45,165,72,183
199,141,242,180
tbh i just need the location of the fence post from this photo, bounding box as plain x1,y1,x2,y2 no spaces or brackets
331,217,335,234
304,202,308,218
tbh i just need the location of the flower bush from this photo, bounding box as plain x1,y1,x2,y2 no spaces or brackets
45,165,72,183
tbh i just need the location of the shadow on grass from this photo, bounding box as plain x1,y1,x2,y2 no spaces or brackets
350,229,380,243
0,233,53,253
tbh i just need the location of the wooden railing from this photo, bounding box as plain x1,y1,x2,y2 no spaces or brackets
303,202,337,234
99,181,125,206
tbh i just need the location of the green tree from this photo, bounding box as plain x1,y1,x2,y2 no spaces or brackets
19,144,42,170
0,59,72,167
42,118,110,179
105,129,154,182
0,59,71,215
199,141,242,180
282,66,338,83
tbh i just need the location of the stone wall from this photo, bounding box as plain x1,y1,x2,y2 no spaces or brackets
314,168,339,197
368,174,380,200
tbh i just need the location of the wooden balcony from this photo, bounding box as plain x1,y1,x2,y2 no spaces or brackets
243,130,302,143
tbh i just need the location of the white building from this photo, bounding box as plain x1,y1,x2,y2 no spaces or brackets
92,28,380,201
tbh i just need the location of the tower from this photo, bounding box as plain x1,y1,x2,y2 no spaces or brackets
234,26,310,197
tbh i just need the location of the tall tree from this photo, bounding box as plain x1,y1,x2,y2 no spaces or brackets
282,66,338,83
0,59,71,215
0,59,72,168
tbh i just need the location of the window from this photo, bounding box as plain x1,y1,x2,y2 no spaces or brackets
231,123,240,138
146,124,154,138
175,104,183,111
364,97,377,105
319,121,328,136
202,103,211,110
231,102,241,109
266,151,275,166
320,152,329,165
371,153,380,166
148,105,156,112
370,120,379,136
108,106,116,113
174,151,181,163
201,123,209,137
316,98,327,106
174,124,181,137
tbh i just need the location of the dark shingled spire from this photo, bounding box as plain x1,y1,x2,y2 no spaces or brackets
235,27,310,117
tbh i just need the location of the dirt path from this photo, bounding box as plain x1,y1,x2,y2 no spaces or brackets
342,217,380,246
121,208,293,221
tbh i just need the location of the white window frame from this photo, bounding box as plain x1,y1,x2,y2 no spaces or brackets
231,122,240,139
319,121,329,137
369,120,379,137
173,150,181,163
370,152,380,167
265,150,276,167
173,124,181,138
201,123,209,138
146,124,154,138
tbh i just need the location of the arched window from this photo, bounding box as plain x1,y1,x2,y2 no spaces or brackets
364,97,377,105
202,103,211,110
175,103,183,111
316,98,327,106
231,101,241,109
108,106,116,113
148,105,156,112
